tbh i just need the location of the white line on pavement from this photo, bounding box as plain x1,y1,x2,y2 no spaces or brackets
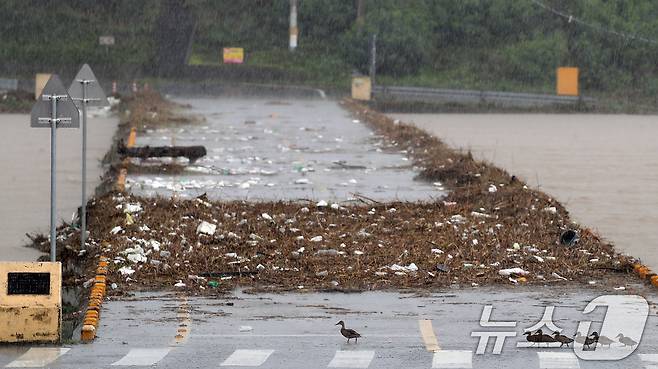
431,350,472,369
111,348,171,366
419,319,441,352
192,334,417,338
517,342,564,348
328,350,375,368
6,348,70,368
640,354,658,363
220,349,274,367
537,352,580,369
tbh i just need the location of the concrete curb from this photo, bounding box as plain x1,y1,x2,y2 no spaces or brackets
81,256,108,342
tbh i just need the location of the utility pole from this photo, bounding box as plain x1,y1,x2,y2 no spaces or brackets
356,0,366,26
289,0,298,51
369,34,377,87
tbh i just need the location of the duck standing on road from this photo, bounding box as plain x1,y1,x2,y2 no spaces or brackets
336,321,361,343
523,331,542,347
537,330,557,347
574,332,598,349
596,334,616,348
584,332,600,349
616,334,638,348
553,332,574,348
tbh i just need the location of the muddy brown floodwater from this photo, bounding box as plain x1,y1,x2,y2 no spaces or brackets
126,97,442,202
393,113,658,270
0,112,118,261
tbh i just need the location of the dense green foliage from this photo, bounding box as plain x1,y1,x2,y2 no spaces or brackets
0,0,159,76
3,0,658,95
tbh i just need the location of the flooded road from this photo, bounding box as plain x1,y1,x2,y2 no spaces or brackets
127,97,442,202
394,113,658,269
0,112,117,261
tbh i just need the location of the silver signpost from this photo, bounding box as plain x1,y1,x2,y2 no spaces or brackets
30,75,80,262
68,64,108,251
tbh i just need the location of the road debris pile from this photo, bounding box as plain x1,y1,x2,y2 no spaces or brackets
28,93,638,293
76,187,633,293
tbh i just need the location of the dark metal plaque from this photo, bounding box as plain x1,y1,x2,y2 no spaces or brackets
7,272,51,295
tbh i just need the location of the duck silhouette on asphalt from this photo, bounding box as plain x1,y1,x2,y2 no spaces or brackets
523,330,556,347
616,333,638,348
574,332,599,350
553,331,574,348
336,320,361,343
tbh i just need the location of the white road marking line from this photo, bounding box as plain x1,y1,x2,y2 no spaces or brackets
537,352,580,369
111,348,171,366
640,354,658,363
192,334,417,338
419,319,441,352
431,350,472,369
6,348,70,368
328,350,375,368
220,349,274,367
517,342,563,348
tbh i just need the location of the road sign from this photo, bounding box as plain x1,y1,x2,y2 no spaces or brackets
30,74,80,262
30,75,79,128
68,64,108,108
68,64,108,252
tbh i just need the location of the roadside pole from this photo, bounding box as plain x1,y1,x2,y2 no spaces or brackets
30,75,80,261
68,64,109,251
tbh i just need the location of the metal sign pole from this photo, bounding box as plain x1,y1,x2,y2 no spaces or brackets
49,96,58,262
68,64,108,252
80,82,88,251
32,75,80,262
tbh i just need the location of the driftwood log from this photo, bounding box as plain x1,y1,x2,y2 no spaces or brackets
118,140,207,163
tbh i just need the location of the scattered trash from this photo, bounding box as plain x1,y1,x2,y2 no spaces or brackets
239,326,253,332
315,249,339,257
110,226,123,235
498,268,529,277
436,264,450,273
118,266,135,276
197,221,217,236
560,230,579,246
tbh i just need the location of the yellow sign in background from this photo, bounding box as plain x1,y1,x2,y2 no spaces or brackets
557,67,579,96
223,48,245,64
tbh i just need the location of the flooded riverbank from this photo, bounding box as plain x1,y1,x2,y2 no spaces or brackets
395,113,658,269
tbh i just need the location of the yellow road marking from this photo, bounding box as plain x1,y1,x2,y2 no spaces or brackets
419,319,441,352
171,295,191,346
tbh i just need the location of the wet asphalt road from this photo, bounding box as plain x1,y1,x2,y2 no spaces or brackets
394,113,658,271
1,286,656,368
0,110,117,261
126,97,442,202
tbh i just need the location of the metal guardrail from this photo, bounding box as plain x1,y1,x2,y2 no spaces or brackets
373,85,595,107
0,78,18,92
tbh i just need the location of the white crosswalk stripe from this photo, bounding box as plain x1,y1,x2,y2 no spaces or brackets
5,348,70,368
537,352,580,369
328,350,375,368
220,349,274,367
111,348,171,366
432,350,473,368
640,354,658,369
